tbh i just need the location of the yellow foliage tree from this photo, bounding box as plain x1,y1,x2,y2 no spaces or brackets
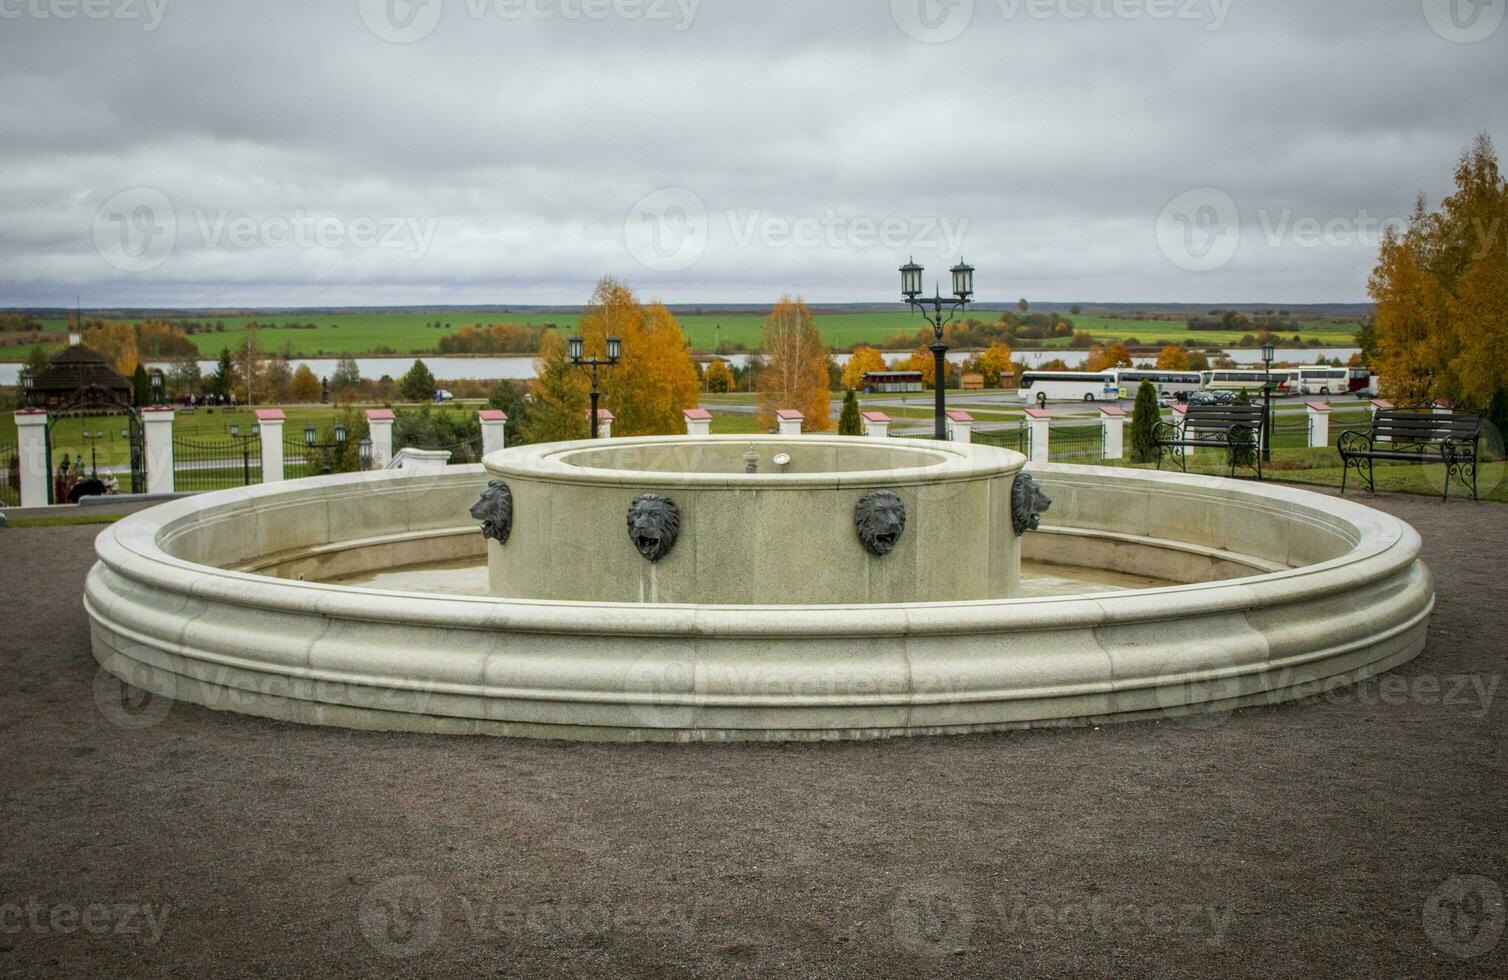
841,346,886,391
1155,346,1191,371
975,341,1014,388
82,322,139,377
1085,342,1132,372
757,296,833,431
705,359,734,393
578,277,701,436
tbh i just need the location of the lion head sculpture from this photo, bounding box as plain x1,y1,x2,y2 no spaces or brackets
470,480,514,545
1011,473,1052,536
627,493,680,563
854,490,907,557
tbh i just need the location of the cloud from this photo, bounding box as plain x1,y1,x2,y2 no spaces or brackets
0,0,1503,306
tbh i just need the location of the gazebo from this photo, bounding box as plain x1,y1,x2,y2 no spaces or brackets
26,345,131,409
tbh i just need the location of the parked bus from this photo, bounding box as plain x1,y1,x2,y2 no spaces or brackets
1295,367,1351,396
1200,370,1291,394
1114,370,1203,400
1018,371,1119,403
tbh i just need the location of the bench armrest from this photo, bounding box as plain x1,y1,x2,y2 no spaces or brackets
1440,437,1478,462
1152,420,1179,442
1337,429,1373,455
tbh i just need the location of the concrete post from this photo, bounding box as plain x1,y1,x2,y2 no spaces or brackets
1173,405,1194,459
683,408,712,436
596,409,614,439
141,407,175,495
1099,406,1126,460
1025,408,1051,464
478,410,508,456
256,409,285,483
365,409,395,467
1306,402,1331,448
777,409,804,436
946,410,975,444
13,410,49,508
861,411,891,439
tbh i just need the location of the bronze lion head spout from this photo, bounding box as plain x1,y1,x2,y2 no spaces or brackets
1012,474,1051,536
470,480,514,545
855,490,906,557
627,493,680,563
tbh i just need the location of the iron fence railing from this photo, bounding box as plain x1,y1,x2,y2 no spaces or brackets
173,436,261,492
0,444,19,507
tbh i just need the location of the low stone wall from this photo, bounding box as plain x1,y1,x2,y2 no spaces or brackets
86,462,1434,741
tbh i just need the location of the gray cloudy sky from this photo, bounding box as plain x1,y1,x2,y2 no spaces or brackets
1,0,1504,307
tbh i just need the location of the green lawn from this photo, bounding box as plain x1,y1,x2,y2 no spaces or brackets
4,309,1359,361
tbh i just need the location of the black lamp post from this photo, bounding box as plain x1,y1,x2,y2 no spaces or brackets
149,368,165,406
569,335,622,439
19,367,34,409
1261,341,1275,463
900,257,974,440
304,423,347,474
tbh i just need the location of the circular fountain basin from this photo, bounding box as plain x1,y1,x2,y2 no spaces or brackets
85,442,1435,741
484,436,1025,604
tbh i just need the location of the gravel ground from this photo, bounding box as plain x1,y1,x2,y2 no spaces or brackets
1,489,1505,979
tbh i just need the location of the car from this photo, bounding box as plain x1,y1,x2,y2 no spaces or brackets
1354,387,1377,399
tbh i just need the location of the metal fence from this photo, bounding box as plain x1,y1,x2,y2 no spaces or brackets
0,445,19,507
1046,423,1103,463
173,436,261,493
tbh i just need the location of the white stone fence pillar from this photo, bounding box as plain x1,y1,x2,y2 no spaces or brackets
1099,406,1126,461
1025,408,1051,464
596,409,614,439
365,409,395,468
1369,398,1392,419
861,411,891,438
777,409,804,436
1173,405,1194,459
12,410,49,508
946,410,974,444
478,409,508,456
683,408,712,436
141,407,175,495
1306,402,1331,448
256,409,285,484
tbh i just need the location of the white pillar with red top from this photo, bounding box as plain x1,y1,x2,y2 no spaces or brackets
478,410,507,456
595,409,614,439
141,407,175,495
776,409,804,436
365,408,395,467
861,411,890,439
946,410,974,444
257,409,285,483
1099,405,1126,460
1025,408,1050,464
683,408,712,436
1306,401,1331,448
13,409,49,508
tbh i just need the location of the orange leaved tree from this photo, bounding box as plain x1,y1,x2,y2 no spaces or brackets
757,296,833,431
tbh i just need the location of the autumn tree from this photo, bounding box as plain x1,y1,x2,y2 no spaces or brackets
1086,342,1132,372
523,330,589,443
704,359,734,393
1155,346,1191,371
399,359,437,401
82,322,139,377
975,341,1014,388
573,278,700,436
288,364,322,403
757,296,833,432
841,346,886,391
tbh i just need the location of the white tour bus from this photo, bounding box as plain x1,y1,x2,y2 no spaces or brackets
1295,367,1351,396
1113,370,1204,399
1200,370,1291,394
1018,371,1120,403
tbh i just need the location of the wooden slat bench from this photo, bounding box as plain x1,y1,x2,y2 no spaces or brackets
1337,407,1483,500
1153,404,1265,479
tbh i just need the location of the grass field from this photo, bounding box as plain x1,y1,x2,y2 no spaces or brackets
7,308,1359,361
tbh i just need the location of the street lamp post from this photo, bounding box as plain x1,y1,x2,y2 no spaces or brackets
900,257,974,440
149,368,165,406
1261,341,1275,463
569,335,622,439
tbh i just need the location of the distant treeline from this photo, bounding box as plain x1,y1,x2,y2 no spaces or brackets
437,323,551,355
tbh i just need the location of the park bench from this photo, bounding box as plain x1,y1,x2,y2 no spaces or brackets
1338,407,1483,500
1153,404,1265,479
